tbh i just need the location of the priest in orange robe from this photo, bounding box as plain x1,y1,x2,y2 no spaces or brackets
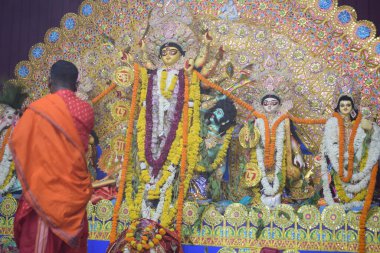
10,60,94,252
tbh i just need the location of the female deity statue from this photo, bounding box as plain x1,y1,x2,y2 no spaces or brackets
321,82,380,210
244,74,314,209
0,83,27,197
115,1,223,228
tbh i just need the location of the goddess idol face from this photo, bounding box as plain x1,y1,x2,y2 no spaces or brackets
262,97,280,114
161,46,181,67
338,100,353,117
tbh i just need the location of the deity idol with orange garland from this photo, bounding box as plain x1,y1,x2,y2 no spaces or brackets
320,76,380,211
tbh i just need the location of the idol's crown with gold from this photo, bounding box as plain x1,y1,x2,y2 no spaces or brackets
144,0,198,68
334,74,361,109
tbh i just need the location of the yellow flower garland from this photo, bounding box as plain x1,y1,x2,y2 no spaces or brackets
124,67,148,221
126,69,202,227
0,161,15,191
183,72,202,198
333,149,369,203
248,132,286,196
161,72,202,227
159,70,178,100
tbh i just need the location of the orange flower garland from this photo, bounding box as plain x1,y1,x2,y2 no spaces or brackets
358,163,378,253
175,73,189,238
261,114,327,168
288,115,327,125
124,219,167,252
333,112,362,183
91,83,117,104
194,71,327,170
110,63,140,243
262,113,288,168
194,70,261,118
0,128,12,163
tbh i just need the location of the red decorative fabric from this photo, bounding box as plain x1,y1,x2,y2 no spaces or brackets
91,185,118,204
56,89,94,151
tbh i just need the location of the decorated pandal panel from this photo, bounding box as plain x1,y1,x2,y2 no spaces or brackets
0,196,379,252
1,0,380,252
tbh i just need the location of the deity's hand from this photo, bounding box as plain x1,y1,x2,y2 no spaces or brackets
139,39,147,52
204,31,212,44
360,118,373,131
293,154,305,168
120,51,134,65
185,59,194,75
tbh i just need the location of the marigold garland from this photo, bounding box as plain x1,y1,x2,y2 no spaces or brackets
160,70,178,99
176,72,190,237
334,175,367,203
91,83,117,104
110,63,140,243
166,73,201,228
333,149,368,203
358,163,378,253
194,71,327,171
263,114,327,169
123,67,149,221
124,69,200,231
108,70,330,242
0,128,14,192
333,112,362,183
158,72,201,228
0,128,12,163
124,219,167,251
187,72,202,174
160,185,173,227
211,128,233,170
288,115,327,125
0,161,15,191
194,70,259,116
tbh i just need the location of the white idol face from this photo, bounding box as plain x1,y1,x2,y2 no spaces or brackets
339,100,353,117
262,97,280,114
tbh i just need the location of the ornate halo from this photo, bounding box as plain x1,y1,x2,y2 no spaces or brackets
145,20,199,70
333,74,361,109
